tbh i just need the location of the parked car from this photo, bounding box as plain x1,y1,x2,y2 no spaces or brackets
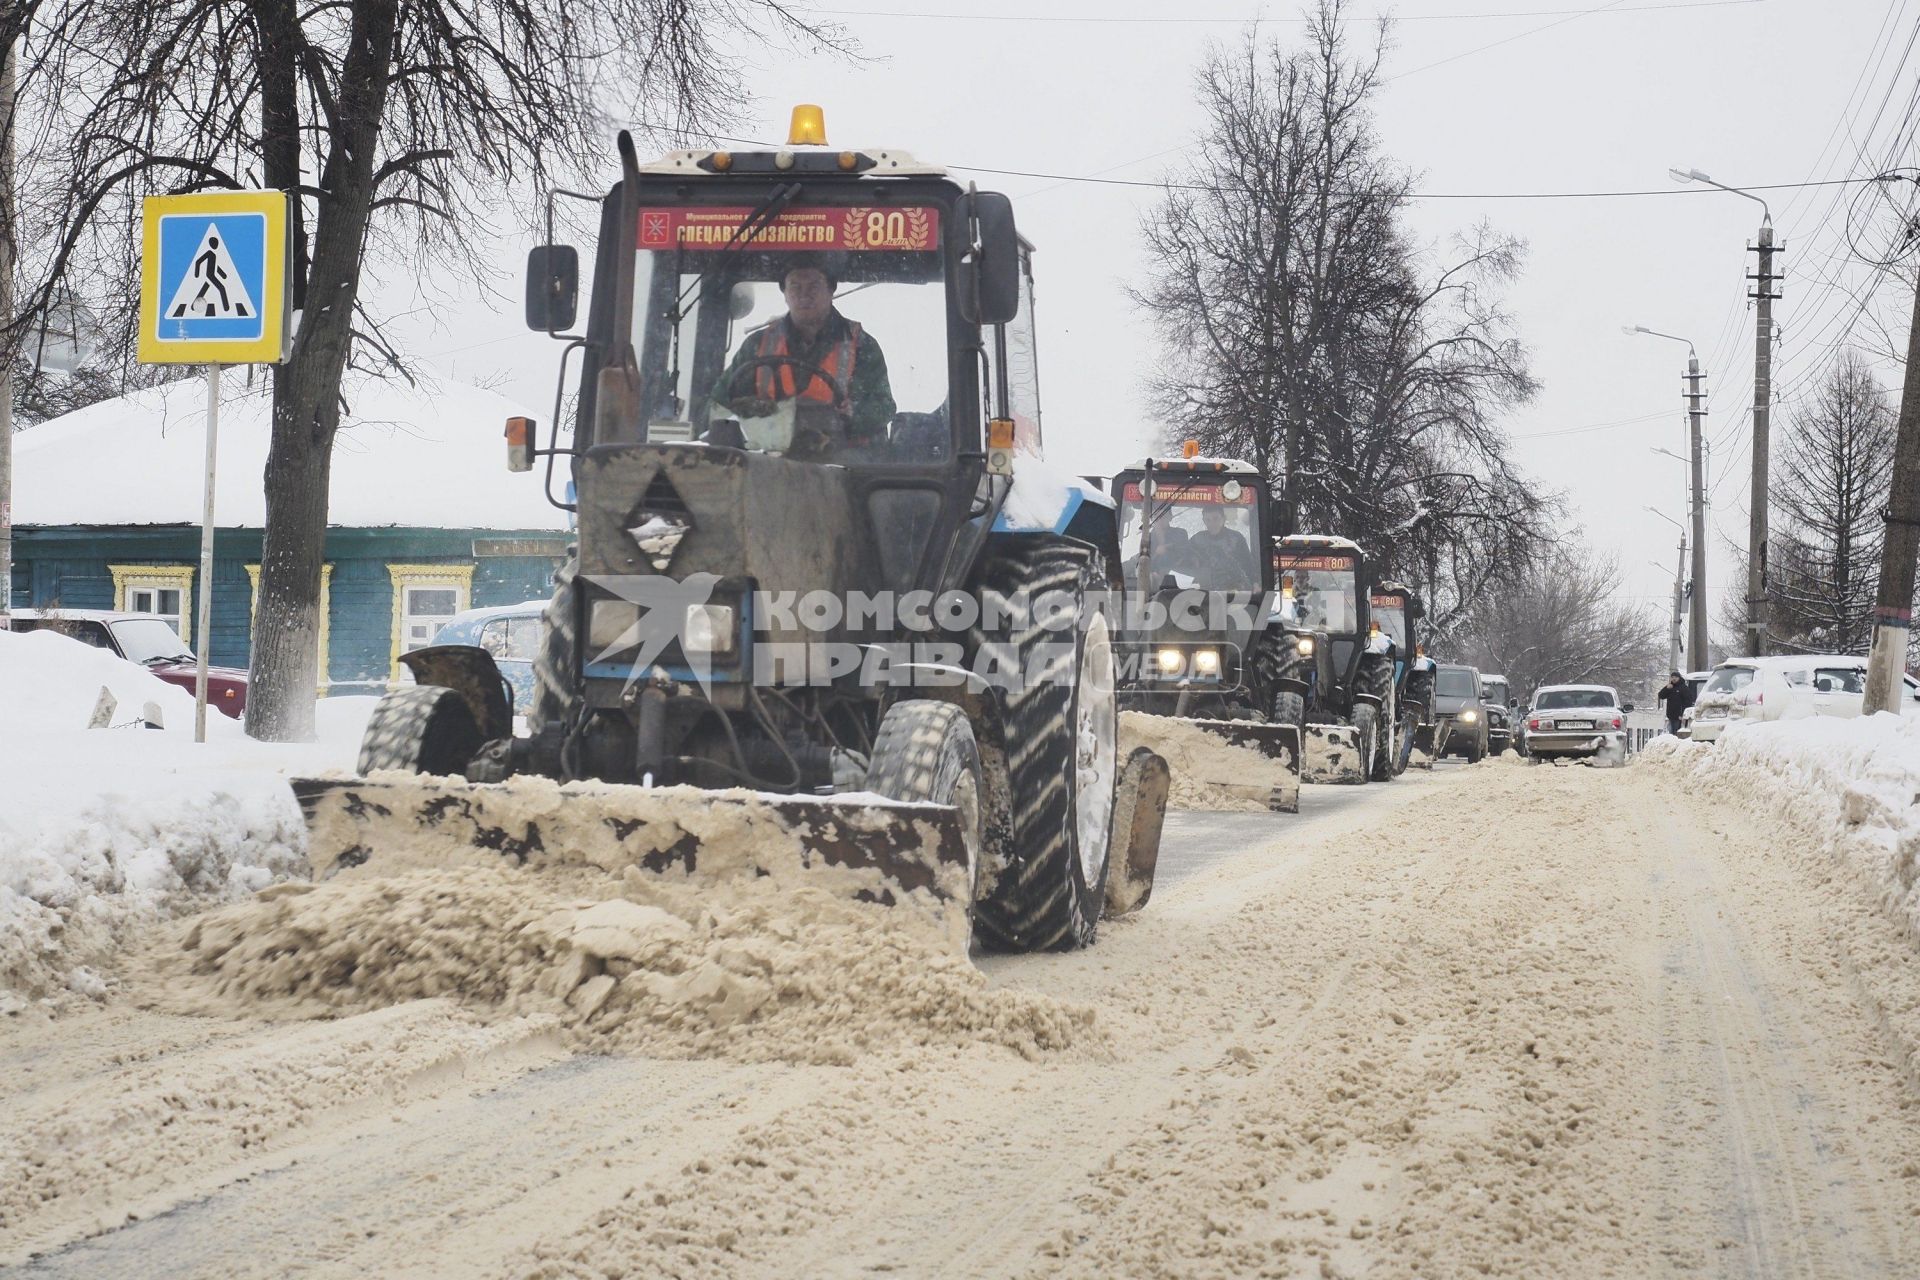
1480,673,1518,755
1524,684,1631,765
5,607,249,716
1430,663,1489,763
1689,655,1920,743
431,600,546,716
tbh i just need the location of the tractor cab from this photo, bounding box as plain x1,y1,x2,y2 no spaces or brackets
1111,451,1269,700
1272,535,1370,679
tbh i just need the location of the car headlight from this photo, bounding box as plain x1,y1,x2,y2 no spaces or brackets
682,603,737,656
1459,708,1478,723
1295,636,1315,656
1192,648,1221,677
1156,647,1184,675
589,600,640,651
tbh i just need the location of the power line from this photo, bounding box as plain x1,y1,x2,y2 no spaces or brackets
1510,409,1672,439
805,0,1765,23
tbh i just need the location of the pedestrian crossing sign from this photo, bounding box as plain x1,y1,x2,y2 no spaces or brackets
138,191,291,364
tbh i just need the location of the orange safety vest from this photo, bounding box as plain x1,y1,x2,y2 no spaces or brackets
754,319,861,406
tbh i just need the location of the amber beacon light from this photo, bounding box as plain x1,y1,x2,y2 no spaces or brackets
788,105,828,146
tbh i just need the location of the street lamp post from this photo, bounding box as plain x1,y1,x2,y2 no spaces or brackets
1624,325,1710,667
1646,507,1687,674
1670,167,1779,657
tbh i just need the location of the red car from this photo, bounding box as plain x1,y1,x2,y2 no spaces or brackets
7,607,249,717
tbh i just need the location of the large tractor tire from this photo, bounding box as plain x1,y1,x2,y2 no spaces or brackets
1359,657,1397,782
968,541,1119,953
865,700,987,905
1272,689,1307,745
529,555,581,737
357,686,484,777
1350,702,1380,786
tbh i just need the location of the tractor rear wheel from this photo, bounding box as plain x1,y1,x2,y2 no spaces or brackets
969,541,1118,952
1350,702,1379,786
357,686,484,777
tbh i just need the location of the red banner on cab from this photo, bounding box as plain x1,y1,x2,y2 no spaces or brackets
1120,482,1254,505
637,206,941,252
1275,554,1354,572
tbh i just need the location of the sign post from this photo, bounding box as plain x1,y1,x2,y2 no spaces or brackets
138,191,291,741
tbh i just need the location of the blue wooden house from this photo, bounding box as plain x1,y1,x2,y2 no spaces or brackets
10,375,571,696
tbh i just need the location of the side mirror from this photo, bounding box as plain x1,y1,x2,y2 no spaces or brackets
1622,702,1636,712
1265,495,1297,540
955,191,1020,325
526,244,579,333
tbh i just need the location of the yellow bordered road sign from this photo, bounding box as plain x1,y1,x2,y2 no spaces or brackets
138,191,292,365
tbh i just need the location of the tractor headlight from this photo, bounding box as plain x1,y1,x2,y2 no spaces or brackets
1295,636,1315,656
589,600,640,651
682,603,737,656
1192,648,1221,677
1156,647,1184,675
1459,708,1478,723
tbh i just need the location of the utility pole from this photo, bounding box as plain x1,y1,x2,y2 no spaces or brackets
1746,224,1782,656
1685,358,1710,667
1863,275,1920,714
0,28,14,631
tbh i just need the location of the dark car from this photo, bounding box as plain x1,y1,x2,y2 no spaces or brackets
7,608,249,716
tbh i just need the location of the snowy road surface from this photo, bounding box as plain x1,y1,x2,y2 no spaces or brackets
8,759,1920,1278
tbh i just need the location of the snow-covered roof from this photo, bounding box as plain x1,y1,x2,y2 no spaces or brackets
13,375,571,530
1123,457,1262,477
1278,534,1365,554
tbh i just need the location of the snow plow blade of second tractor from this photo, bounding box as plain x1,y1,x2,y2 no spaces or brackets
291,773,981,951
1302,724,1366,785
1171,718,1302,813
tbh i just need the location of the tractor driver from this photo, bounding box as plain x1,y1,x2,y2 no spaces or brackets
1183,505,1258,589
718,264,896,453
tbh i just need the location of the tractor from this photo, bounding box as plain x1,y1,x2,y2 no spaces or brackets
298,107,1168,952
1263,535,1401,784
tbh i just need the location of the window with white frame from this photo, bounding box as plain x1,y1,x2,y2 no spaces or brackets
387,564,475,681
109,565,195,643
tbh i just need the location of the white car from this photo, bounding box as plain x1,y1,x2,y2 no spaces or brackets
1689,655,1920,743
1523,684,1631,765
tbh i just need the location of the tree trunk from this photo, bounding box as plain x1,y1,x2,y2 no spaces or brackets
1865,278,1920,714
245,0,398,741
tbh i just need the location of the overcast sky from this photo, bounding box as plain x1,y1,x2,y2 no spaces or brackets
379,0,1912,648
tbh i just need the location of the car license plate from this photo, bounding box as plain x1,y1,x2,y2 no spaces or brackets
1558,720,1593,730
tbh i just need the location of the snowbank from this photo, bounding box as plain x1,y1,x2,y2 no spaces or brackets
1645,715,1920,936
0,631,374,1007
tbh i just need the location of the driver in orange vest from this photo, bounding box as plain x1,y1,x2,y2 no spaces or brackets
718,265,896,446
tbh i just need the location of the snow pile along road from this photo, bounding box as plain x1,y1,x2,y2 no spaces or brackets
0,631,368,1007
152,860,1092,1065
1646,715,1920,935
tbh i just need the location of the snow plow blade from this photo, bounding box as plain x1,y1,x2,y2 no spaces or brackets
289,773,977,950
1173,718,1302,813
1105,746,1171,917
1302,724,1366,785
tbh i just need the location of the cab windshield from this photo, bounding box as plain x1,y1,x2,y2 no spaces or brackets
1370,600,1407,649
631,202,952,464
1274,552,1358,634
1117,478,1261,591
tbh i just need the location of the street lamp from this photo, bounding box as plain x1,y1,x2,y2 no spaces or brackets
1645,508,1688,673
1625,323,1710,668
1670,165,1778,656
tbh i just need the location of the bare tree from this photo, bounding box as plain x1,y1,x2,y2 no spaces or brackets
1762,350,1896,654
1131,0,1553,624
10,0,844,739
1453,546,1662,702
